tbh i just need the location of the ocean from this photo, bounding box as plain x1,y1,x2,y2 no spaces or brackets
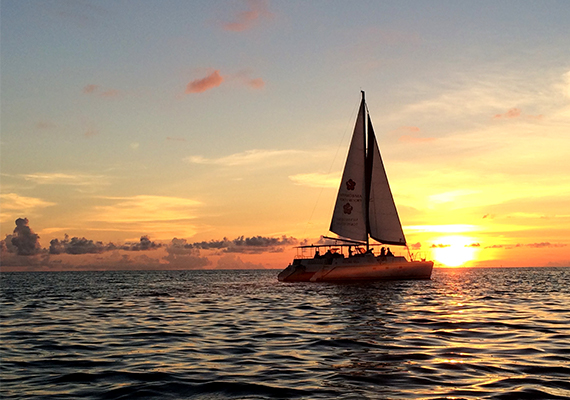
1,268,569,399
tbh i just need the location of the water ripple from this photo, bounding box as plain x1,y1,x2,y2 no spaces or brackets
1,267,569,399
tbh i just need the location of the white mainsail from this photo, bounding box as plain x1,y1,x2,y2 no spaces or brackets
329,100,367,242
329,93,406,245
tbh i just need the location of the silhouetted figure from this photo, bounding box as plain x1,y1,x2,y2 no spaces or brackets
386,247,394,257
380,247,386,257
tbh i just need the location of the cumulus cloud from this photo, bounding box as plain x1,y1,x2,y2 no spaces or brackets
216,254,263,269
222,0,273,32
49,235,111,255
9,218,42,256
121,236,162,251
186,70,224,94
163,238,211,269
190,235,298,254
48,234,162,255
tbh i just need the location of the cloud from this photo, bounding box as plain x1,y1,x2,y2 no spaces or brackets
190,235,298,254
0,193,56,210
186,70,224,94
493,108,521,119
186,149,306,167
93,195,202,223
83,84,99,94
20,172,108,186
526,242,567,248
48,234,161,255
163,238,211,269
83,84,121,98
49,236,111,255
289,172,340,188
8,218,42,256
0,194,56,223
121,236,162,251
216,254,263,269
233,71,265,89
492,107,544,120
222,0,273,32
484,242,568,249
185,70,265,94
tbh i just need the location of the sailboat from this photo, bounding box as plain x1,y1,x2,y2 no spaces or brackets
278,91,433,282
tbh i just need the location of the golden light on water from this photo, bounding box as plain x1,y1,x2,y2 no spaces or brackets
432,235,479,267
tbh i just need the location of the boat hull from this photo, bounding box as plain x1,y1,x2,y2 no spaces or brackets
278,255,433,283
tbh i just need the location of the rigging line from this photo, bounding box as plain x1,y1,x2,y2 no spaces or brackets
302,93,362,239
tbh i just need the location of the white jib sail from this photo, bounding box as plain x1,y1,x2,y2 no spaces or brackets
367,123,406,245
329,100,368,242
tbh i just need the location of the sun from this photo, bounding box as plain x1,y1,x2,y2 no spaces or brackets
431,235,479,267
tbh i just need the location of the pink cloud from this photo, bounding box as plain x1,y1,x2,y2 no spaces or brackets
83,84,99,94
83,84,121,98
247,77,265,89
186,70,224,94
233,71,265,89
222,0,273,32
400,126,420,132
493,108,521,119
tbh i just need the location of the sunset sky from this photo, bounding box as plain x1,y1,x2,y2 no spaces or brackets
2,0,569,271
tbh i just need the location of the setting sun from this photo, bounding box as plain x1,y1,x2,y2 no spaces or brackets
431,235,480,267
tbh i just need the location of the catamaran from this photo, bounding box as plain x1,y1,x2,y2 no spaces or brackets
278,91,433,282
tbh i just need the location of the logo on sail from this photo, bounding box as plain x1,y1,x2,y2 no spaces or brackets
343,202,353,214
346,179,356,190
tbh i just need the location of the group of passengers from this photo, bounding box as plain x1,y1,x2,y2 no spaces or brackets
313,246,394,259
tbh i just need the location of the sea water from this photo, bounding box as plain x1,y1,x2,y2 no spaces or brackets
1,268,569,399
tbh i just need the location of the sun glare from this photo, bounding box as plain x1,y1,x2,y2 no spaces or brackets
432,235,479,267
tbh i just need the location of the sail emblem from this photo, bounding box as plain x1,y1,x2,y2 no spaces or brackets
343,203,353,214
346,179,356,190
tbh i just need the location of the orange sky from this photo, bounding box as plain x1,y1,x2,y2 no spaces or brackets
2,1,569,271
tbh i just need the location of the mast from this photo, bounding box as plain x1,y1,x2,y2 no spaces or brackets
362,90,371,252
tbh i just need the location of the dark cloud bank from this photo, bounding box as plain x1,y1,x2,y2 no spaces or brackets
1,218,298,270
